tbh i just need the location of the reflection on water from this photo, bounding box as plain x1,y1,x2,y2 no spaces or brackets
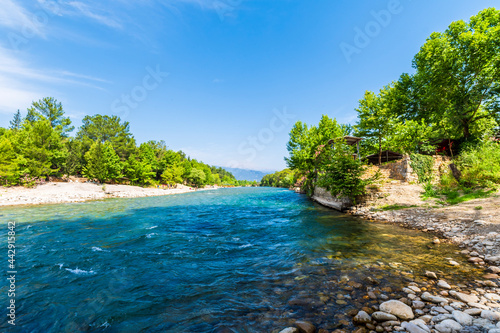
0,188,482,332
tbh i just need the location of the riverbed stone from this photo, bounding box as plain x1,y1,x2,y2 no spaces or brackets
438,280,451,289
294,321,316,333
412,301,425,309
401,322,429,333
421,292,448,304
279,328,299,333
451,310,473,326
371,311,397,322
432,314,453,322
353,311,371,324
485,293,500,302
434,319,462,333
482,310,500,321
425,271,438,279
379,300,414,320
464,308,483,316
449,290,479,303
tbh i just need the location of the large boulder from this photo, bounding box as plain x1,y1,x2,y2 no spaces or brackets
379,300,414,320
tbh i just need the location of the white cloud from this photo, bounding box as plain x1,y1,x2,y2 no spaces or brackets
0,0,45,36
66,1,123,29
0,48,108,114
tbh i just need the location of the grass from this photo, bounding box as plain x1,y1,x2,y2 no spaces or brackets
374,204,418,211
422,183,496,205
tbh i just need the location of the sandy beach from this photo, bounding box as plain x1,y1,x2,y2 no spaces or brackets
0,182,211,206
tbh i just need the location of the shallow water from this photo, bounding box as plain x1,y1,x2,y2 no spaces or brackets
0,187,482,332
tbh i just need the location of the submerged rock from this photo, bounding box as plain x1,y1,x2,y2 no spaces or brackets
294,320,316,333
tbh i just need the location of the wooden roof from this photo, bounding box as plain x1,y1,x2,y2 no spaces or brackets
364,150,403,164
327,136,363,146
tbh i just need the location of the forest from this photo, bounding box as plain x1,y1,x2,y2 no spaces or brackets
0,97,257,187
264,8,500,203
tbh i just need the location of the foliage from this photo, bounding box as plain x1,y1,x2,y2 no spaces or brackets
260,169,297,188
83,141,123,183
285,115,351,194
455,141,500,187
355,86,396,164
9,110,22,131
315,141,367,203
409,154,434,183
27,97,74,136
412,8,500,140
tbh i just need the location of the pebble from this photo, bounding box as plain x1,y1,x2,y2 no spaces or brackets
452,310,473,325
438,280,451,289
435,319,463,333
481,310,500,321
379,300,414,320
425,271,438,279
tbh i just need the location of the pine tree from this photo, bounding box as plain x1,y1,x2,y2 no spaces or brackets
9,110,22,130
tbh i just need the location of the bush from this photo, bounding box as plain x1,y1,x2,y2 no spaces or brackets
456,141,500,187
316,142,367,203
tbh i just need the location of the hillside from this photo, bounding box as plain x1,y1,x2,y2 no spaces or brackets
219,167,271,182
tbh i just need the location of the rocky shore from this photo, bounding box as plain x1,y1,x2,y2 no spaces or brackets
275,191,500,333
0,182,213,206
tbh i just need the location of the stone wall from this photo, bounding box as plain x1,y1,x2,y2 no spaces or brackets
364,155,452,184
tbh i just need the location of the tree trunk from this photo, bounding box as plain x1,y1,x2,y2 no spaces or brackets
378,136,382,165
449,163,461,182
463,122,470,140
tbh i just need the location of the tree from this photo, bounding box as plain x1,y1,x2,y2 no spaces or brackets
83,141,123,183
316,141,366,203
77,115,136,161
0,132,24,185
412,8,500,140
188,168,206,187
27,97,74,136
355,87,396,164
10,110,22,131
17,119,67,179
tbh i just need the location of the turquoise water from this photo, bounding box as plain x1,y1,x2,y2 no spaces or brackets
0,188,480,332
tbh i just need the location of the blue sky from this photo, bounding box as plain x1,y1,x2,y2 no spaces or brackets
0,0,497,171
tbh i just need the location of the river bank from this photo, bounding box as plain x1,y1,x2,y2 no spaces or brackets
0,182,213,206
275,186,500,333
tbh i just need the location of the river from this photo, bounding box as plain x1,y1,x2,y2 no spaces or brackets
0,187,481,332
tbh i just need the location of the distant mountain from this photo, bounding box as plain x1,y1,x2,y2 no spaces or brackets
219,167,273,182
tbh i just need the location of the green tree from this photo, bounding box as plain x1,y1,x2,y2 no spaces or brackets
412,8,500,140
316,141,366,203
0,132,24,185
17,119,67,179
77,115,136,161
355,87,396,164
28,97,74,136
9,110,22,131
83,141,123,183
188,168,206,187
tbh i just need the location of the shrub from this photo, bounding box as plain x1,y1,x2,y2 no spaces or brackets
456,141,500,187
316,142,367,203
410,153,434,183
